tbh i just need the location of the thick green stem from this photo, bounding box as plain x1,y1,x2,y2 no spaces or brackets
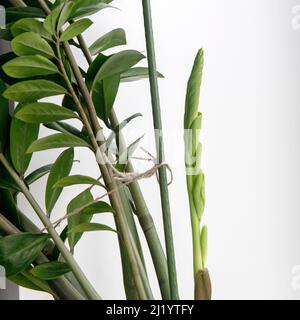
110,111,170,299
0,154,101,300
142,0,179,299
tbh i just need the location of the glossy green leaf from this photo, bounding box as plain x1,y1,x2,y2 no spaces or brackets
11,32,54,58
26,133,89,153
0,232,49,276
25,164,53,185
3,55,59,79
44,121,86,139
10,110,39,174
0,80,9,152
45,148,74,215
9,272,51,292
31,261,71,280
92,74,120,120
67,189,93,250
43,3,63,35
85,53,109,89
54,175,103,188
6,7,46,23
93,50,145,81
11,18,52,40
70,0,114,19
60,18,93,42
3,80,68,102
68,222,116,234
89,28,126,55
121,67,164,82
57,1,75,31
14,102,78,123
81,201,114,215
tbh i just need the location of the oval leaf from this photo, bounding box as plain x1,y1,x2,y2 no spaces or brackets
3,55,59,79
11,32,54,58
57,2,75,31
67,189,93,250
43,4,63,35
3,80,68,102
89,28,126,55
10,110,39,174
60,19,93,42
0,80,9,151
6,7,46,23
26,133,89,153
0,233,49,276
54,175,103,188
11,18,52,40
31,261,71,280
70,0,114,19
14,102,78,123
93,50,145,82
45,148,74,215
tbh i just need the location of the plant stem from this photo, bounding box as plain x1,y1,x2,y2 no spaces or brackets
142,0,179,300
56,40,149,300
8,0,26,7
0,153,101,300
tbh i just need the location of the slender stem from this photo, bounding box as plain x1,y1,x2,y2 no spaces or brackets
142,0,179,299
0,154,101,300
56,40,149,300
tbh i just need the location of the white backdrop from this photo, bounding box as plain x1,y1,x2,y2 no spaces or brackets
20,0,300,300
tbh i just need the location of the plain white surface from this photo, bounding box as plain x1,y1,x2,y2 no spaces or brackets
19,0,300,299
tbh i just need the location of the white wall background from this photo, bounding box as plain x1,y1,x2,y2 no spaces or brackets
19,0,300,300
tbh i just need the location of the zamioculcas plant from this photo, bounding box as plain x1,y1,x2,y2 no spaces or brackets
184,49,211,300
0,0,211,300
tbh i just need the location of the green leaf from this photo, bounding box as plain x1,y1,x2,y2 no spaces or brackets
92,74,120,120
67,189,93,250
10,110,39,174
86,53,109,89
11,18,52,40
9,272,51,292
31,261,71,280
81,201,113,215
6,7,46,23
54,175,103,188
44,121,86,139
57,1,75,31
3,80,68,102
89,28,126,55
0,232,49,276
70,0,114,19
43,3,63,35
11,32,55,58
45,148,74,215
14,102,78,123
60,18,93,42
0,80,9,152
121,67,164,82
93,50,145,81
68,222,116,234
3,55,59,79
25,164,53,185
26,133,89,153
